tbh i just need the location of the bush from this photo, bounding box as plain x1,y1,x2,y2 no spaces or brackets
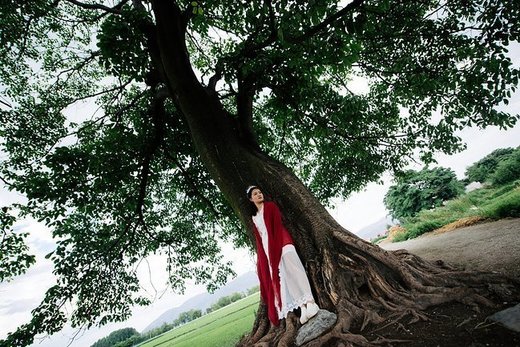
490,150,520,185
247,285,260,296
488,181,518,199
392,231,409,242
370,235,387,244
442,199,472,214
208,292,246,312
465,147,516,183
389,182,520,243
482,189,520,219
387,225,407,242
464,187,494,205
405,220,446,239
91,328,139,347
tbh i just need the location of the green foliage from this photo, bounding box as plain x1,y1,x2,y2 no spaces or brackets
207,291,246,313
1,0,519,344
97,6,151,82
175,309,203,326
488,181,519,198
403,220,446,240
370,235,387,244
481,186,520,218
490,149,520,185
247,285,260,296
392,231,409,243
393,182,519,241
465,147,516,183
91,327,139,347
0,207,35,282
384,167,464,220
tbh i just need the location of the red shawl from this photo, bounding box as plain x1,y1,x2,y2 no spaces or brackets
252,201,294,325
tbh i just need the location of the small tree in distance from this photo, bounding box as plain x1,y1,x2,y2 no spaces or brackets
465,148,516,183
490,148,520,185
90,327,139,347
384,167,464,221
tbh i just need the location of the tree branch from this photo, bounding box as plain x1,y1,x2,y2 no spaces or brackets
220,0,367,129
63,0,128,14
239,0,278,58
208,61,223,91
235,67,261,150
149,0,205,98
0,175,14,188
53,51,101,84
163,151,223,221
0,96,12,109
287,0,365,44
135,88,168,222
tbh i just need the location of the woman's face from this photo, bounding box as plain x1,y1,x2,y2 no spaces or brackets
249,188,264,204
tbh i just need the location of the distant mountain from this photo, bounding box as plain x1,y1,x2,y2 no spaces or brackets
355,216,396,241
142,271,259,333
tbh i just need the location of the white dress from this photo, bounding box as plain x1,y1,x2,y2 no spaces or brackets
253,208,315,319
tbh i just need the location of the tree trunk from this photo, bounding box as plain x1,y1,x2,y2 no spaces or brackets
148,2,520,346
187,128,519,346
231,148,520,347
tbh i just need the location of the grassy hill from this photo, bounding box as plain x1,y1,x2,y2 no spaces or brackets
138,293,260,347
383,181,520,243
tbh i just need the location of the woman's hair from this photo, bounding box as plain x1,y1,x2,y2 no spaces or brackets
246,185,262,216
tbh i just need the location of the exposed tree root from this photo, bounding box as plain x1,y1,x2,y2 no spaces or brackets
237,227,520,347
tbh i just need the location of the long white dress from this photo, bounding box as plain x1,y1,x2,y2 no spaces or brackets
253,208,315,319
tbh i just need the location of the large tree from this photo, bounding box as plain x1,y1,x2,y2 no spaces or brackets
1,0,519,346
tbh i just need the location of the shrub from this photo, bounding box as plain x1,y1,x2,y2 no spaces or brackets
389,183,519,243
405,220,446,239
442,198,472,214
392,231,409,242
482,189,520,218
370,235,387,244
491,151,520,185
464,187,494,205
247,285,260,295
488,181,519,199
465,147,516,183
387,225,407,242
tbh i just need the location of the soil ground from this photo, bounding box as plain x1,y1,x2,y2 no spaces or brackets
367,218,520,347
380,218,520,277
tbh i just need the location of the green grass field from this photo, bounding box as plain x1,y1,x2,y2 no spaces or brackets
139,293,260,347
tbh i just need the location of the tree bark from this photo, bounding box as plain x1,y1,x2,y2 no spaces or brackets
148,2,520,346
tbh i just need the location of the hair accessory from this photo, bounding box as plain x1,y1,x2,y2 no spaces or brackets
246,185,257,195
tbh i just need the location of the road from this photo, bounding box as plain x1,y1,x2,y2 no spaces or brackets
379,218,520,277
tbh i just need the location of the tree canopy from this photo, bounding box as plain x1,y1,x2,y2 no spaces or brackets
464,147,518,183
1,0,519,345
490,147,520,185
384,167,464,220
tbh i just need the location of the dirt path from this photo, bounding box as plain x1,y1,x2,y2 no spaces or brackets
379,218,520,278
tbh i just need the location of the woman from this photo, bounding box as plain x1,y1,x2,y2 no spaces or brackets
247,185,320,326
